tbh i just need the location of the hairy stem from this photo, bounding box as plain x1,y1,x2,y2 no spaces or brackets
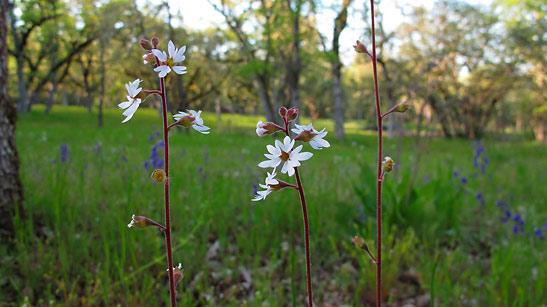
160,76,177,307
370,0,383,306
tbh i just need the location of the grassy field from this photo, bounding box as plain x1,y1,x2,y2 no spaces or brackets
1,105,545,306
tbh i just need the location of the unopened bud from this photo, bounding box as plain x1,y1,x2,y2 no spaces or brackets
352,236,367,249
140,39,153,50
279,107,288,117
382,156,395,173
256,121,283,137
151,169,166,183
394,101,411,113
151,36,160,48
352,236,377,263
354,40,369,54
286,107,298,121
127,215,148,228
143,53,156,65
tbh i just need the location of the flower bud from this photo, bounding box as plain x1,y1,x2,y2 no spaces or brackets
286,107,298,121
382,156,395,173
352,236,367,249
256,121,283,137
140,39,153,50
279,106,288,117
394,101,411,113
143,53,156,65
127,215,148,228
151,36,160,48
354,40,369,54
151,169,166,183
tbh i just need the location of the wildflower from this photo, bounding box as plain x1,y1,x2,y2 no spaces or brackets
382,156,395,173
151,169,166,183
256,121,283,137
453,171,459,178
152,40,187,78
118,79,143,123
173,110,210,134
292,123,330,150
476,192,485,206
258,136,313,176
461,177,468,184
534,227,543,239
127,215,147,228
60,144,69,163
252,171,279,201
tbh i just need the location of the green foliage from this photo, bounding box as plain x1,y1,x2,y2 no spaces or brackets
1,107,545,305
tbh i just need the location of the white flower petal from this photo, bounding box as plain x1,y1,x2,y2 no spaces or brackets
168,41,176,58
118,101,131,109
287,165,295,176
172,66,187,74
295,151,313,161
154,65,171,78
152,49,167,62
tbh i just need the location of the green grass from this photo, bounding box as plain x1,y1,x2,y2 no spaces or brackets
1,105,545,306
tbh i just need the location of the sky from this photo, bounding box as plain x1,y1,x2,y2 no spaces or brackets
142,0,494,65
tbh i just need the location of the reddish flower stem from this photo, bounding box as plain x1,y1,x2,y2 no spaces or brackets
370,0,383,306
282,119,313,306
159,76,177,307
294,168,313,307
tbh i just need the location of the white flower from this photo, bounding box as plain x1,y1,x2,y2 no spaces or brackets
292,123,330,150
152,40,187,78
256,121,269,137
127,214,146,228
173,110,210,134
118,79,142,123
258,136,313,176
256,120,282,137
252,171,279,201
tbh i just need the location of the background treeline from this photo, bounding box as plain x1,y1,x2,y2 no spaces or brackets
7,0,546,141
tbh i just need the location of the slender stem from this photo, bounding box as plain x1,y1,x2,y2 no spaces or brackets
370,1,383,306
160,76,177,307
282,119,313,306
294,168,313,307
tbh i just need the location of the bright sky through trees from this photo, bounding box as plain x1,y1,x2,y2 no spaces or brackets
140,0,493,65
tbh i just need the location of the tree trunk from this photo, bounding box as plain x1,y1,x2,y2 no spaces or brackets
1,0,25,238
98,39,105,127
332,62,345,139
288,0,302,123
254,76,276,123
8,7,28,113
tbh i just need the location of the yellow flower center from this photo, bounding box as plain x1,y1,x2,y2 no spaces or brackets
166,57,175,67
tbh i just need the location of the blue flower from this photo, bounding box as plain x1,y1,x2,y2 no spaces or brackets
461,177,467,184
453,171,459,178
60,144,69,163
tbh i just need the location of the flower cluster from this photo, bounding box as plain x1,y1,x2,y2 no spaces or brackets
252,107,330,201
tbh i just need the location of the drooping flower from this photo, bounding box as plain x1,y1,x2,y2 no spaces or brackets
252,171,279,201
292,123,330,150
258,136,313,176
173,110,210,134
118,79,143,123
256,121,283,137
152,40,187,78
127,215,147,228
382,156,395,173
167,263,184,288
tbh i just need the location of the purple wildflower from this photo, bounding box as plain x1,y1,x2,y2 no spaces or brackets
60,144,69,163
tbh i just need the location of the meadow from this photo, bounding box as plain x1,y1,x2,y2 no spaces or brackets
1,105,545,306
